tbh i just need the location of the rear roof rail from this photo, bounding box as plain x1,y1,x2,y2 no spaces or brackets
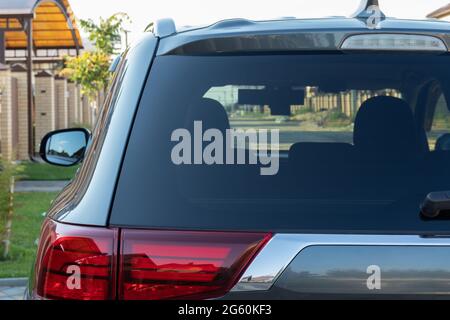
153,18,177,38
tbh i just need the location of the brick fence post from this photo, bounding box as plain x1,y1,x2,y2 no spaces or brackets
0,63,13,160
10,64,29,160
35,70,55,151
76,85,83,124
67,80,79,127
54,75,68,130
82,95,91,127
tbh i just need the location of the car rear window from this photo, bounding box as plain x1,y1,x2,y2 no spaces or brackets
110,52,450,233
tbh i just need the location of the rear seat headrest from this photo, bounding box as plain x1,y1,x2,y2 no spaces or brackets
353,96,422,156
185,98,230,132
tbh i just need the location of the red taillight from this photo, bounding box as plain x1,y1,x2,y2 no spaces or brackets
33,219,271,300
34,219,118,300
119,230,272,300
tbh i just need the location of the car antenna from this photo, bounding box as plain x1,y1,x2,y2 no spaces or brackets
351,0,386,19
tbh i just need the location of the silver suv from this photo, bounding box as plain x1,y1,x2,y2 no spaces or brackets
28,1,450,299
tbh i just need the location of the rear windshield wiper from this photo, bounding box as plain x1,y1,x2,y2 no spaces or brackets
421,191,450,219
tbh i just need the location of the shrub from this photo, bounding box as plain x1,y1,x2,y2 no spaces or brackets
323,109,352,127
0,159,14,259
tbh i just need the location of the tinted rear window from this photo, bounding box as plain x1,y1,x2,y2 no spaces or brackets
111,53,450,233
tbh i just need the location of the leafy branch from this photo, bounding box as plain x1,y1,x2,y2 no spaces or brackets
60,13,131,100
80,13,131,55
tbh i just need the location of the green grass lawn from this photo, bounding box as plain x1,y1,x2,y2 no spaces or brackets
15,162,78,181
0,192,57,278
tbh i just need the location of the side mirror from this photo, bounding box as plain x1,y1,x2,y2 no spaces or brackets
421,191,450,218
435,133,450,151
40,128,90,167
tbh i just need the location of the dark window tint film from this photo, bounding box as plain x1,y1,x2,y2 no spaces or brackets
111,53,450,233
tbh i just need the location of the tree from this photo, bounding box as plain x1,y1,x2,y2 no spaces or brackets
60,51,111,99
80,13,131,55
60,13,131,100
144,22,154,33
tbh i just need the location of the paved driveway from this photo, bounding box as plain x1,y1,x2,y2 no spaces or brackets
0,286,25,300
15,180,69,192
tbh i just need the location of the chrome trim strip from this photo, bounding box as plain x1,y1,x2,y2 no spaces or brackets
232,234,450,292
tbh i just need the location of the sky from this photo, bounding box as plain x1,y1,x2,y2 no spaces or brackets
69,0,450,46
